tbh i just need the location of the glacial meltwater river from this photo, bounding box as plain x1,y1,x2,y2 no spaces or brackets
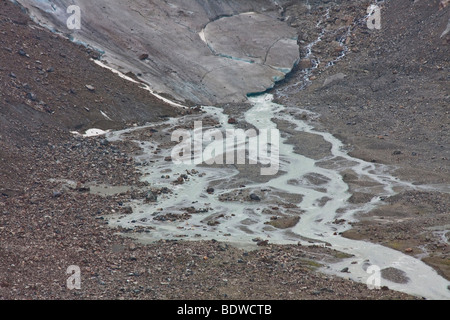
101,92,450,300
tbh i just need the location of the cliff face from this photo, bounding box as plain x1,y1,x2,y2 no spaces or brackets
15,0,300,105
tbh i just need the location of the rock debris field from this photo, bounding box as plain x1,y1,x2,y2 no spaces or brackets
0,0,449,300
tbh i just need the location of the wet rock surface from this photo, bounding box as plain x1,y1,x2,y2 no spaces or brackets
16,0,299,105
381,267,410,284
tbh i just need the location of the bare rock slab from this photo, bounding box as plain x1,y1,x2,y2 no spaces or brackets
17,0,299,105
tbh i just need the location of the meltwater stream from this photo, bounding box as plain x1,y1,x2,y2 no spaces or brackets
105,93,450,300
15,0,449,301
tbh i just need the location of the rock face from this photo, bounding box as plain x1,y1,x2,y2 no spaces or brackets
16,0,300,105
